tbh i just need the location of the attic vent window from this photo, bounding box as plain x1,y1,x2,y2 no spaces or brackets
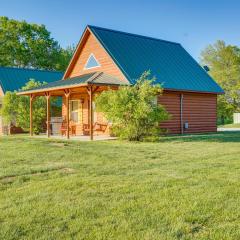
84,54,100,69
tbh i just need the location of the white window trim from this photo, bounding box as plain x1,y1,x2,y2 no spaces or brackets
83,53,101,70
69,100,81,124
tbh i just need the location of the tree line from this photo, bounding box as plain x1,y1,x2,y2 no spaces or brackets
201,41,240,124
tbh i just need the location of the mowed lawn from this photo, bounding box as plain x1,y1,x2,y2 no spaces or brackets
1,133,240,240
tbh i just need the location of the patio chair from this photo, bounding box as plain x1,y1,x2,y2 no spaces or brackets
82,122,108,135
60,120,76,136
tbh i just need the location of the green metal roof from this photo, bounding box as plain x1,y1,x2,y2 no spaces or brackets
0,66,63,93
18,72,127,94
89,25,224,94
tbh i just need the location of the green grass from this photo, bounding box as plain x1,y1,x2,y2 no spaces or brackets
218,123,240,128
1,133,240,239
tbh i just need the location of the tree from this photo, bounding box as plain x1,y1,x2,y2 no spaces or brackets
95,71,169,141
0,16,73,71
56,45,75,71
201,40,240,123
1,80,47,134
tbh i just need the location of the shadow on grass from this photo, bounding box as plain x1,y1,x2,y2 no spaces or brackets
2,132,240,144
161,131,240,143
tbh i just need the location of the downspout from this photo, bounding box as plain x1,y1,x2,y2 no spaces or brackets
180,94,184,134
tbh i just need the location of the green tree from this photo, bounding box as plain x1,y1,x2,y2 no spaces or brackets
1,80,47,134
0,16,73,71
95,71,169,141
201,40,240,124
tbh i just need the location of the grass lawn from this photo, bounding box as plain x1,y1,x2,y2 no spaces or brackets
1,133,240,239
218,123,240,128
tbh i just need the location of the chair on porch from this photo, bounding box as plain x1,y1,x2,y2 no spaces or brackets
60,120,76,136
83,122,108,136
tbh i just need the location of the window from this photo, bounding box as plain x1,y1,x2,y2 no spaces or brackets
69,100,81,123
151,96,158,106
84,53,100,69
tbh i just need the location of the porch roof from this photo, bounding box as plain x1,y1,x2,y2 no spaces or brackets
17,72,127,95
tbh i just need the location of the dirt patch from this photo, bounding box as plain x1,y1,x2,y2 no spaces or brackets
0,176,16,184
49,142,66,147
0,167,76,184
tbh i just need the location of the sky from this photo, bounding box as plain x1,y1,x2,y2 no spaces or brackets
1,0,240,61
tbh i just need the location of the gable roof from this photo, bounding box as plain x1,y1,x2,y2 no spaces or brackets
87,25,223,94
0,66,63,94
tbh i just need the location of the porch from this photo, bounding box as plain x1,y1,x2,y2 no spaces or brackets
32,134,117,141
17,72,127,140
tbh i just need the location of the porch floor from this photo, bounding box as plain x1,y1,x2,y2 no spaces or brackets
33,134,117,141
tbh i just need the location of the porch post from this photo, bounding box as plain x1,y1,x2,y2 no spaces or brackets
87,85,99,140
64,90,70,139
89,86,93,140
30,94,34,136
45,92,51,138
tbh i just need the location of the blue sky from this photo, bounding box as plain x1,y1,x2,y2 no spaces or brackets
1,0,240,60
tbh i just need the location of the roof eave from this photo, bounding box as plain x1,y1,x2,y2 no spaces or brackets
17,81,126,96
164,88,224,95
63,26,90,79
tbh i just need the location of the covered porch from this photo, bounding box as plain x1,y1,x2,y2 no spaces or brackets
17,72,126,140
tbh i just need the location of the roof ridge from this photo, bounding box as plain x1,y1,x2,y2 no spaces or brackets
88,25,181,46
65,72,97,81
87,72,103,83
0,66,63,73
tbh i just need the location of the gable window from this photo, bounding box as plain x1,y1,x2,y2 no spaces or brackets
69,100,81,123
84,53,100,70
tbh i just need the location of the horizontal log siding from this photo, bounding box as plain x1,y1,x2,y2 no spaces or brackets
68,32,127,82
183,93,217,133
158,91,217,134
158,92,181,134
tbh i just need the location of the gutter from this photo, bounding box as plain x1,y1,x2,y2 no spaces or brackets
180,94,184,134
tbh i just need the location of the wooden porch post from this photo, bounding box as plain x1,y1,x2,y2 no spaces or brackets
30,94,34,136
64,90,70,139
89,86,93,140
45,92,51,138
87,85,99,141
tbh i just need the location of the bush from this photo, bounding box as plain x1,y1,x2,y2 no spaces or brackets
1,80,47,134
95,71,169,141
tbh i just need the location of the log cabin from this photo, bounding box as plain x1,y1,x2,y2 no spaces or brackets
0,67,63,134
17,25,224,139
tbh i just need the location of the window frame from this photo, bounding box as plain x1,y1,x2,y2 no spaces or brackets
84,53,101,70
69,100,81,124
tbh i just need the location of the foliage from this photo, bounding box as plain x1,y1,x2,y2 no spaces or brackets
0,16,74,71
201,40,240,124
1,80,46,134
95,71,169,141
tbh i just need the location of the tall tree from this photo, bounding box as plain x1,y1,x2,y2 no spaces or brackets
0,16,73,71
201,40,240,123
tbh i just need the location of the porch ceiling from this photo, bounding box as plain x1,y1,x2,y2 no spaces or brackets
17,72,128,96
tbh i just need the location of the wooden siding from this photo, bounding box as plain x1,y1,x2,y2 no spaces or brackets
61,90,217,136
66,30,127,82
182,93,217,133
158,91,217,134
158,92,181,134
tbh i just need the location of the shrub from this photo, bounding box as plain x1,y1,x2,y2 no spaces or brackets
1,80,47,134
95,71,169,141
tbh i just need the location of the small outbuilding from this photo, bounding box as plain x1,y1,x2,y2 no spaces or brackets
18,25,224,138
